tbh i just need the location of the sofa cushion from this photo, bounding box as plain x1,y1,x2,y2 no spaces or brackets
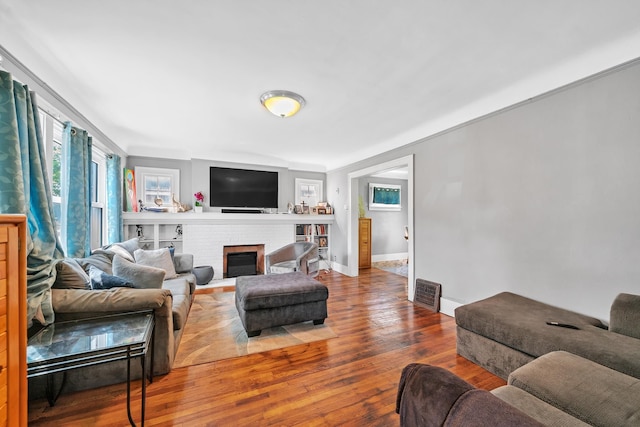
104,244,135,262
112,255,165,289
162,277,190,330
492,386,589,427
508,351,640,427
75,252,114,275
88,265,134,290
134,248,177,279
609,293,640,340
111,237,141,258
53,258,91,290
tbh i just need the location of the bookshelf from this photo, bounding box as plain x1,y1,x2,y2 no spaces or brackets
296,222,330,266
123,222,183,252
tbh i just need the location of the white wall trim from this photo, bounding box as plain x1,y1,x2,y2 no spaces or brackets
347,155,414,297
372,252,408,263
330,262,350,276
439,298,463,318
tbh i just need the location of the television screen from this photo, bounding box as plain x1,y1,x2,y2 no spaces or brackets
209,167,278,208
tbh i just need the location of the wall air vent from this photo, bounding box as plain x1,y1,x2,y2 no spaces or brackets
414,279,441,312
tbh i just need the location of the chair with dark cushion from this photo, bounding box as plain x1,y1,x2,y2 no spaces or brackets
265,242,319,277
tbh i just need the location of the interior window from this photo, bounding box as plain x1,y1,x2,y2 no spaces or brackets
135,167,180,208
295,178,323,208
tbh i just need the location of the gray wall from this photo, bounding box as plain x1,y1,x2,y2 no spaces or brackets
358,177,408,257
327,60,640,320
126,156,325,212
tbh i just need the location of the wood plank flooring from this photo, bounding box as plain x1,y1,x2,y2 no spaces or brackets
28,268,504,426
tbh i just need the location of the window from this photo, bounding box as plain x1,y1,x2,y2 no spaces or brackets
91,148,107,249
40,112,63,240
39,109,108,250
295,178,323,209
135,167,180,208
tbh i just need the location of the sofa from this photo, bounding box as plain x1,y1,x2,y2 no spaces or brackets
396,351,640,426
455,291,640,380
28,238,196,397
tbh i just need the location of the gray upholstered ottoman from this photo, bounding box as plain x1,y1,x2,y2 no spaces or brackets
235,272,329,337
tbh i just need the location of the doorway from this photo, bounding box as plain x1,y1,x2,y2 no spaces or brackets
347,155,415,301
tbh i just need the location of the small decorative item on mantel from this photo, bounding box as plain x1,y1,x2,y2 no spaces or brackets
194,191,204,213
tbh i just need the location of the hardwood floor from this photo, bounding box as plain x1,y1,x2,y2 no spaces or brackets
28,268,504,426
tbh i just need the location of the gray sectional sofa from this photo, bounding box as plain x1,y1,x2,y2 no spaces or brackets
396,291,640,425
397,350,640,426
455,291,640,380
29,238,196,397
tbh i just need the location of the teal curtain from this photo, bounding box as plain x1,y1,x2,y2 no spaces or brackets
106,154,122,243
0,71,64,326
61,123,92,257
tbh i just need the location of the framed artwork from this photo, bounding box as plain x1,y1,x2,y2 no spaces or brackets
294,205,303,214
303,205,310,214
124,168,138,212
369,182,401,211
317,207,327,214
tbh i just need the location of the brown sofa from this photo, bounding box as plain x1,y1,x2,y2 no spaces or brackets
28,238,196,397
397,351,640,426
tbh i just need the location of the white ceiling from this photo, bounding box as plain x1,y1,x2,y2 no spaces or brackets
2,1,640,171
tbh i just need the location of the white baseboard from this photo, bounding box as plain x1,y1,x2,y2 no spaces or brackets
330,262,350,275
371,252,409,263
438,298,463,318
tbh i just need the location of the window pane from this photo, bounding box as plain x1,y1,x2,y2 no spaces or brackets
144,174,172,205
91,206,102,249
91,161,98,203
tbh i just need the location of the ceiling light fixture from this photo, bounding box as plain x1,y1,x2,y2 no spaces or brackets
260,90,305,118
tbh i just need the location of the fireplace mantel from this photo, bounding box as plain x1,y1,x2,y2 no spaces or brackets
122,212,334,225
122,212,334,280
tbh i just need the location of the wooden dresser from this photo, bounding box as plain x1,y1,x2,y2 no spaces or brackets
0,215,27,427
358,217,372,269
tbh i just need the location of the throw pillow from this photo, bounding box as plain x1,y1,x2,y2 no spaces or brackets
88,265,134,290
134,247,177,279
74,252,115,275
105,244,135,262
112,255,165,289
53,258,91,290
113,238,141,258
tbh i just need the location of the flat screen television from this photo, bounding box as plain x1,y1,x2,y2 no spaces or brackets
209,167,278,209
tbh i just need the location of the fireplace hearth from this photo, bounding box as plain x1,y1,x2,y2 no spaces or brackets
227,252,257,277
223,244,265,278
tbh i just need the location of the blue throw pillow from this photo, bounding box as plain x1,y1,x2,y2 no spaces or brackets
88,265,134,290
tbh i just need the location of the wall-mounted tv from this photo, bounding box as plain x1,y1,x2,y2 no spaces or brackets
209,167,278,209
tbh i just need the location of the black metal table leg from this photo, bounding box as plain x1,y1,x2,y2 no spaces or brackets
45,371,67,407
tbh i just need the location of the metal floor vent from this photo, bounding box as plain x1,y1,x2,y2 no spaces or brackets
414,279,441,312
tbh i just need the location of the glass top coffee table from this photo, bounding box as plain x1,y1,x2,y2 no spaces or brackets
27,310,155,427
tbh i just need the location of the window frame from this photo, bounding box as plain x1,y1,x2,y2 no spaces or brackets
295,178,323,209
134,167,180,209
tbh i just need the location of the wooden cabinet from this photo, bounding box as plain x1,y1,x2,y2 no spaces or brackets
0,215,27,427
358,218,371,269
